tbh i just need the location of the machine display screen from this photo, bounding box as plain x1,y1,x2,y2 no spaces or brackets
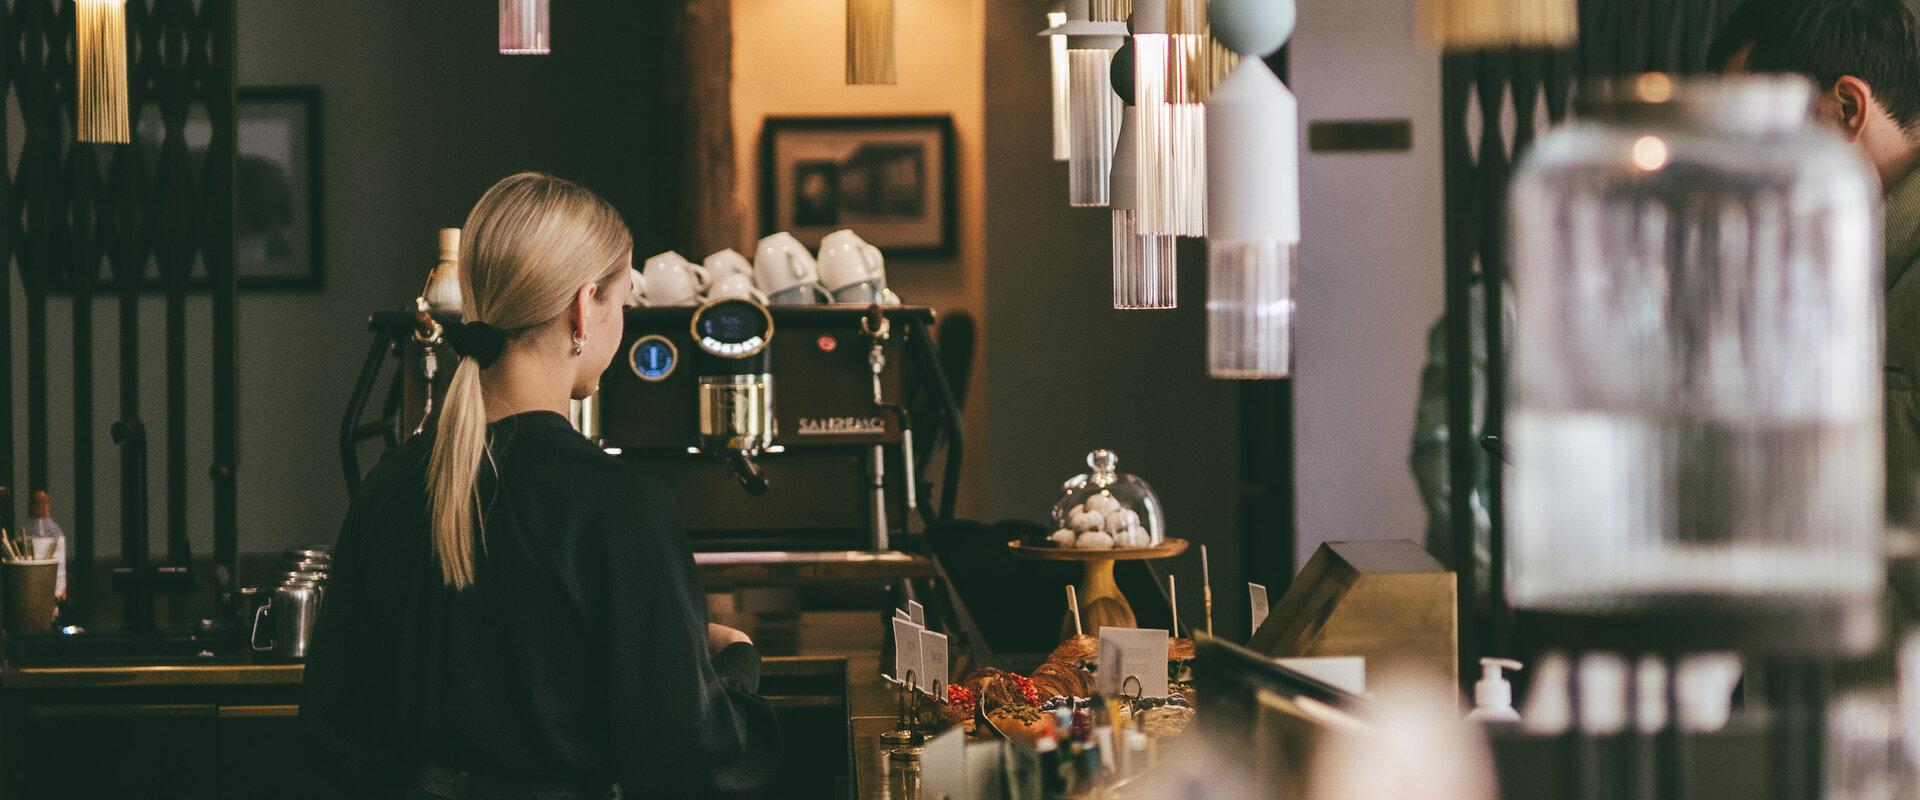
628,335,677,381
693,300,771,358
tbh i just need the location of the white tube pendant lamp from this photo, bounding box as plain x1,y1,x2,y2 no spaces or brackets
1133,0,1208,237
1044,0,1128,207
499,0,550,55
1419,0,1576,50
75,0,129,144
1049,9,1072,161
1110,45,1178,309
1206,0,1298,378
848,0,898,84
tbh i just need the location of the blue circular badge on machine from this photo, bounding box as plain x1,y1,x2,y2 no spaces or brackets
628,335,678,382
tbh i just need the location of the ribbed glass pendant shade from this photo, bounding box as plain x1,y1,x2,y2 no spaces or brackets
1206,60,1299,378
1133,0,1210,238
1068,48,1122,207
75,0,129,144
848,0,898,84
1419,0,1576,50
1112,107,1178,309
499,0,550,54
1050,11,1071,161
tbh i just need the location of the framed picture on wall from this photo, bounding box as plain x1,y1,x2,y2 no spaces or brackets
760,116,956,257
137,85,325,290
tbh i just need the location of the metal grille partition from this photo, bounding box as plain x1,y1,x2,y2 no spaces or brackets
1441,0,1735,673
1,0,237,634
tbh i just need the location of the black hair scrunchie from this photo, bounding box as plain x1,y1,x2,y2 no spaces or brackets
444,320,508,368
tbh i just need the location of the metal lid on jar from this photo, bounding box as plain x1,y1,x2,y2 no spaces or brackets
1575,73,1816,135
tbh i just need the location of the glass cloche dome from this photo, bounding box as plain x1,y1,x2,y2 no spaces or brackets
1046,449,1165,549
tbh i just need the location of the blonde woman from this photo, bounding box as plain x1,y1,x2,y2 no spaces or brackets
304,173,777,799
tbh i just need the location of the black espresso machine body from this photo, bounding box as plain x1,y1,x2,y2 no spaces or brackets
346,305,959,554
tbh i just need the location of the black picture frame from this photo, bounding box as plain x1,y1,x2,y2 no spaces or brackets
230,85,325,291
759,115,956,258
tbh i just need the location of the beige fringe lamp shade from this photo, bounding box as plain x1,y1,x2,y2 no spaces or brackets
1133,0,1208,237
1050,9,1071,160
1110,46,1179,309
1045,0,1128,207
75,0,129,144
499,0,550,54
848,0,897,84
1206,0,1298,378
1419,0,1576,50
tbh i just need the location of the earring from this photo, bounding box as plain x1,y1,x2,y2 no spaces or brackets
571,333,586,356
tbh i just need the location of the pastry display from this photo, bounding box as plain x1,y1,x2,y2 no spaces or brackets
1136,703,1195,736
1029,659,1092,701
1036,449,1167,549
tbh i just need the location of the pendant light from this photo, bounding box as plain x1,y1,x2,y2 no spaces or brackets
1049,8,1071,161
1418,0,1575,50
1205,0,1297,378
1133,0,1209,237
75,0,129,144
1110,40,1179,309
1044,0,1128,207
848,0,897,84
499,0,550,55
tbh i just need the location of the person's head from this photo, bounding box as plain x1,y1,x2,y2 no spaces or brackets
1709,0,1920,185
430,172,632,588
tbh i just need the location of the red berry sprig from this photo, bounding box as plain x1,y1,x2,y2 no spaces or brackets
1010,673,1041,706
947,684,977,715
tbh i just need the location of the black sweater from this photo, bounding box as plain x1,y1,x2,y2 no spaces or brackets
302,411,779,798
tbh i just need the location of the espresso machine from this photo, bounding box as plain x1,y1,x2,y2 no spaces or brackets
342,301,964,557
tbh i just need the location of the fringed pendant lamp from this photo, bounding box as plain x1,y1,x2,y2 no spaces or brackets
1110,40,1179,309
848,0,898,84
1419,0,1575,50
1205,0,1298,378
1044,0,1128,207
1133,0,1210,237
75,0,129,144
1049,8,1071,160
499,0,551,54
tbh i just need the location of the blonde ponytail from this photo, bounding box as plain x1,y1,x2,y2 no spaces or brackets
427,173,631,589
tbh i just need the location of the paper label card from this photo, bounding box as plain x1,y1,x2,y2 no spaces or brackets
1096,627,1170,698
919,628,950,698
1250,582,1270,633
908,599,927,627
920,727,971,800
895,607,911,621
893,616,925,687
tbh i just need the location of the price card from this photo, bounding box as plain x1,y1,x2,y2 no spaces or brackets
1096,627,1170,699
919,628,950,698
907,599,926,627
892,616,925,687
895,607,911,621
1250,582,1270,633
920,727,971,800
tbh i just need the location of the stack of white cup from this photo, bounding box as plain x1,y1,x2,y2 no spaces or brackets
631,229,901,307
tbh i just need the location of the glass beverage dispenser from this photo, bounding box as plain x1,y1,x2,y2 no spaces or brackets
1506,74,1884,654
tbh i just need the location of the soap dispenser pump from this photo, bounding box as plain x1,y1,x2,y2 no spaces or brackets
1467,657,1523,723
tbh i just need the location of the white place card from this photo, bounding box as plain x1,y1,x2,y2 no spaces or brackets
1096,627,1170,699
919,628,950,698
908,599,927,627
1250,582,1270,633
895,607,911,621
893,616,925,687
920,726,971,800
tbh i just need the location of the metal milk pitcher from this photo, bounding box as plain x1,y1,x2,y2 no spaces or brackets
251,571,326,658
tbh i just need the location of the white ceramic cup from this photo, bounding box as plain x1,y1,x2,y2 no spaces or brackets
642,251,708,306
626,267,649,307
817,229,887,295
706,272,771,304
754,232,828,301
704,249,755,282
832,282,903,305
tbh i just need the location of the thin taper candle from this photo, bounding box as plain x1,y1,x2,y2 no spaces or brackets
1201,545,1213,636
1168,574,1179,638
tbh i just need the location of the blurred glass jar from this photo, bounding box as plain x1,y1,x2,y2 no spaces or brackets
1049,449,1166,549
1506,74,1883,655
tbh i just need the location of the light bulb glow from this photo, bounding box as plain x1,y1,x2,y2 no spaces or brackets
1632,136,1669,171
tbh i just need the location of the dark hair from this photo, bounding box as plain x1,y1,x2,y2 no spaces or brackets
1708,0,1920,127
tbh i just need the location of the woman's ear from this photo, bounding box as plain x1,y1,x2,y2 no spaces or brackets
1833,76,1875,141
570,282,597,338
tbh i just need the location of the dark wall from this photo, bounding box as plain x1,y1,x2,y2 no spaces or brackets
981,0,1245,638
